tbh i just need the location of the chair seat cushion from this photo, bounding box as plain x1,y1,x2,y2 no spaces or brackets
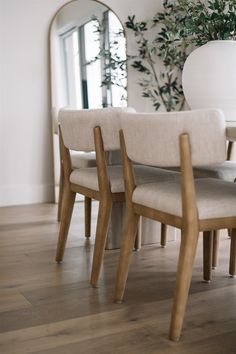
70,165,180,193
132,178,236,219
71,151,96,169
226,126,236,142
193,161,236,182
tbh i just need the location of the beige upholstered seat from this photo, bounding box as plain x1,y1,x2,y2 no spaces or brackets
70,165,179,193
56,107,180,288
114,109,236,341
226,126,236,142
133,178,236,219
193,161,236,181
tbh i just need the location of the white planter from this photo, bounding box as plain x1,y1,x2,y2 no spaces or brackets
182,40,236,122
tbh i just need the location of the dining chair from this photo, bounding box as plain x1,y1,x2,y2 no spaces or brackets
56,107,180,288
54,104,96,238
114,108,236,341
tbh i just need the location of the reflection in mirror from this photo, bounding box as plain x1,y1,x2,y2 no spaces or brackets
50,0,127,201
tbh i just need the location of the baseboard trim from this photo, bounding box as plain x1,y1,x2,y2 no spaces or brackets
0,184,54,207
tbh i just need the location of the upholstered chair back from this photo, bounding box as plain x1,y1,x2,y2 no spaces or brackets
59,107,135,152
121,109,226,167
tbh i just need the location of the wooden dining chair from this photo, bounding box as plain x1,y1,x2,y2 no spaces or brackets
56,107,180,287
114,108,236,341
55,103,96,239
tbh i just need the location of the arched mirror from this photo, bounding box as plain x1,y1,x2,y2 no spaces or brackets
50,0,127,201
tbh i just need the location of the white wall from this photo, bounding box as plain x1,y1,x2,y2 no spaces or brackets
0,0,162,206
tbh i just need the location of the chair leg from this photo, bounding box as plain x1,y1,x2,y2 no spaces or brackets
134,217,142,251
229,228,236,277
227,141,233,161
203,231,213,282
161,223,167,248
57,167,65,222
84,196,92,238
169,228,199,341
90,199,112,287
55,185,76,263
114,207,140,303
212,230,220,269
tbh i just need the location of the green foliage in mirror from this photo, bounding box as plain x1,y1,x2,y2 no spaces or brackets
88,14,127,105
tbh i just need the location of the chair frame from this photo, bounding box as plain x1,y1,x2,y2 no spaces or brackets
56,125,142,287
114,130,236,341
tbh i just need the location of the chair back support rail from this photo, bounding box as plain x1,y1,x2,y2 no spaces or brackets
121,109,226,167
59,107,135,152
56,106,145,290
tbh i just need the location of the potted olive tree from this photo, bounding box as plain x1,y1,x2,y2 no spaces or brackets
126,0,236,115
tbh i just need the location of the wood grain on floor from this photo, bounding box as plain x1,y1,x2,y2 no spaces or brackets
0,202,236,354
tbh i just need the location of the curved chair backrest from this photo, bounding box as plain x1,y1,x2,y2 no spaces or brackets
121,109,226,167
59,107,135,152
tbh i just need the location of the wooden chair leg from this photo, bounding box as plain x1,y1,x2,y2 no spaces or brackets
169,228,199,341
114,207,140,303
227,141,233,161
90,199,112,287
229,228,236,277
212,230,220,269
161,223,167,248
57,167,64,222
203,231,213,282
84,196,92,238
134,217,142,251
55,185,76,263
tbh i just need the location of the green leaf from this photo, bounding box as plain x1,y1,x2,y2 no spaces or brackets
126,0,236,112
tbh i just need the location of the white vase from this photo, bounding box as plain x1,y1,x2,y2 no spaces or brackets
182,40,236,121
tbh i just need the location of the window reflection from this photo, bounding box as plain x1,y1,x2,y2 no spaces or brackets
59,10,126,109
84,20,103,108
62,30,83,107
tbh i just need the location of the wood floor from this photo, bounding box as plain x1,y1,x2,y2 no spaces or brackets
0,202,236,354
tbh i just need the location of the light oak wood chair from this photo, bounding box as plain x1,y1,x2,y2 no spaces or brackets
55,103,96,235
114,109,236,341
56,107,180,287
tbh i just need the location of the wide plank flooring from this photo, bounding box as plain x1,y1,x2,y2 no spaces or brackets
0,202,236,353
